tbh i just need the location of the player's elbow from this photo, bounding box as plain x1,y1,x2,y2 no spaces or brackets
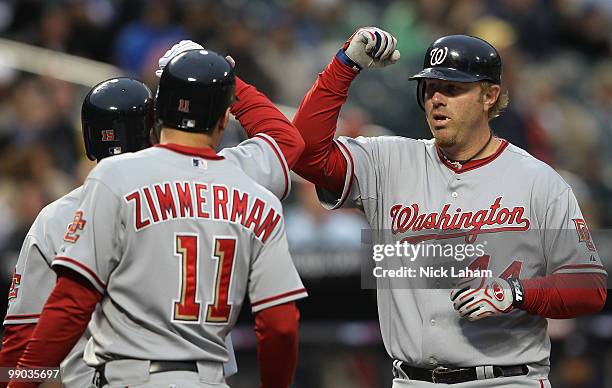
255,302,300,342
592,285,607,313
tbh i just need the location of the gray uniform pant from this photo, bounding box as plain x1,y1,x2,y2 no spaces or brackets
392,376,552,387
100,359,228,388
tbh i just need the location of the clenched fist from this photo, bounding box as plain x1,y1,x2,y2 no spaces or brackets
338,27,400,71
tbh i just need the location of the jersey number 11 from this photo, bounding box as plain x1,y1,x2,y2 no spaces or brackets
173,234,237,324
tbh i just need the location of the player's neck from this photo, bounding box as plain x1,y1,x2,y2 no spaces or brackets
439,129,500,163
160,128,217,150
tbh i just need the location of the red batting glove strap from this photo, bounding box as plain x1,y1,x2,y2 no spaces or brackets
255,302,300,388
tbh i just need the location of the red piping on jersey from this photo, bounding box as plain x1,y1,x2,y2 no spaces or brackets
155,144,225,160
436,139,508,173
335,140,355,208
539,380,544,388
254,134,290,200
552,263,606,272
54,256,106,290
4,314,41,322
252,288,307,307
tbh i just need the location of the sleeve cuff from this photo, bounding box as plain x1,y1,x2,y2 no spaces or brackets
52,257,106,294
253,134,291,200
251,288,308,313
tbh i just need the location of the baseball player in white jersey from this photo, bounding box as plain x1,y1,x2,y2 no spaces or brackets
8,50,307,388
291,29,607,387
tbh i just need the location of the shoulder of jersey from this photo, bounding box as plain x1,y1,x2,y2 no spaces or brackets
26,186,83,248
87,149,154,180
35,186,83,226
347,135,433,149
504,142,570,191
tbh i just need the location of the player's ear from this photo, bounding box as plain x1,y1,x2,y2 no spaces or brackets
220,107,231,130
481,83,500,112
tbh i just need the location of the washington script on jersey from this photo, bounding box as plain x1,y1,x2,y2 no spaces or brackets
124,181,281,243
390,196,530,244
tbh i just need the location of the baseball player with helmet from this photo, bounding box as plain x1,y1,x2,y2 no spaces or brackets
1,75,241,387
9,49,307,388
292,28,607,387
0,77,154,388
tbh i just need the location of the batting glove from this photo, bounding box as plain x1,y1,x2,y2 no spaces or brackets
450,277,524,321
156,39,205,77
337,27,400,71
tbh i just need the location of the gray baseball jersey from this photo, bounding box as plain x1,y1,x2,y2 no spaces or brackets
4,135,291,381
54,142,306,367
317,136,606,379
4,187,93,388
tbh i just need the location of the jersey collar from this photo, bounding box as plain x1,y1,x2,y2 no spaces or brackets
436,139,508,173
154,143,224,160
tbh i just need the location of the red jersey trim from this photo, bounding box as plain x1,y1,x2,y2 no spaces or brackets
552,264,607,273
155,144,225,160
53,256,107,292
437,139,508,174
4,314,41,321
252,288,307,308
254,134,290,200
334,140,355,209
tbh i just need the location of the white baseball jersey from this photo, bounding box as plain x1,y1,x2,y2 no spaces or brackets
54,142,306,367
317,136,606,378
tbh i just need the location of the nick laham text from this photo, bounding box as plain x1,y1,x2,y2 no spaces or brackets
373,266,493,279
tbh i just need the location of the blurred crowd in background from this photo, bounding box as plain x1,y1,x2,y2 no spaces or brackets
0,0,611,387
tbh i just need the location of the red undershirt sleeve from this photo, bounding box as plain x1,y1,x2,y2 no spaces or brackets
292,57,359,194
8,269,101,388
521,273,607,319
231,78,305,169
254,302,300,388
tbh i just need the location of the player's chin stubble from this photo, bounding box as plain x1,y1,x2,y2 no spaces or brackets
430,125,458,148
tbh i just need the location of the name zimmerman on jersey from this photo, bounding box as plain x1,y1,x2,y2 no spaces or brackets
390,196,530,243
125,181,281,243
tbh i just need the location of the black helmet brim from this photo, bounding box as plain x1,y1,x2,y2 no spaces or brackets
409,67,496,83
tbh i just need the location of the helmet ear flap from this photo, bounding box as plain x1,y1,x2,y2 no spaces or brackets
416,80,426,111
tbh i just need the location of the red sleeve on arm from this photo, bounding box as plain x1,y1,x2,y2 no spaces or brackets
8,269,101,388
292,57,359,194
230,78,305,169
254,302,300,388
521,273,607,319
0,324,36,388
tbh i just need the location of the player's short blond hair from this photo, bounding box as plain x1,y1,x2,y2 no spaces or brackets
480,81,509,120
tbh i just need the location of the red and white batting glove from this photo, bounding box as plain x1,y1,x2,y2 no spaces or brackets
450,277,522,321
336,27,400,71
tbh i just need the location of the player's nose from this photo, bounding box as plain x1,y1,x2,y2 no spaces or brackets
431,91,446,107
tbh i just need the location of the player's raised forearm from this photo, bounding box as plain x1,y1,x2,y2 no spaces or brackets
292,27,399,193
291,57,358,193
254,302,300,388
11,271,100,373
231,77,305,168
521,273,607,318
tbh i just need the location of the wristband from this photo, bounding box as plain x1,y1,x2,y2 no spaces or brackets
507,277,525,308
335,49,362,72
